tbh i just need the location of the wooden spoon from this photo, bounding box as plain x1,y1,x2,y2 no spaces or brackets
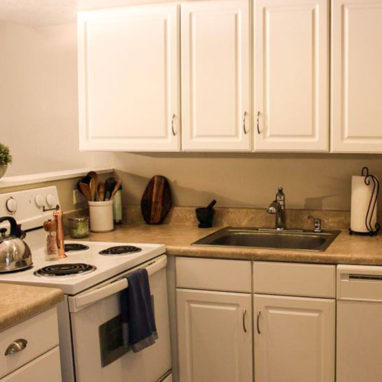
97,182,105,201
89,178,96,201
104,177,116,200
79,182,92,201
110,180,121,200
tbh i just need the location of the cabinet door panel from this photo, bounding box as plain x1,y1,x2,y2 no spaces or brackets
254,0,329,152
181,0,251,151
78,4,180,151
254,294,335,382
177,289,252,382
331,0,382,152
337,300,382,382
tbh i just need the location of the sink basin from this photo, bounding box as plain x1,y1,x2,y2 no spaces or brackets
193,227,340,252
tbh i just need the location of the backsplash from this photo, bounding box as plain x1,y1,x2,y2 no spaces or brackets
123,205,350,230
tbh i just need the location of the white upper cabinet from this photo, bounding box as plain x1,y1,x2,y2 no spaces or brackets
78,4,180,152
331,0,382,153
181,0,251,152
254,0,329,152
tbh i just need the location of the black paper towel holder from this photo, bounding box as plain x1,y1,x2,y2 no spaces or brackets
349,167,380,236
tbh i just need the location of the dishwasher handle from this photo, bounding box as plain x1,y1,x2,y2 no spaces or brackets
69,255,167,312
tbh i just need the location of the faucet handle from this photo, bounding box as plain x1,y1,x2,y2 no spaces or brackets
308,215,322,233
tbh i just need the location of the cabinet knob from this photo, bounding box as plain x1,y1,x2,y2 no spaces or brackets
5,339,28,356
171,114,176,136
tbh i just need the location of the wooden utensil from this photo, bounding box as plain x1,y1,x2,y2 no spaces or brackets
104,177,116,200
110,180,121,200
141,175,172,224
97,182,105,201
89,178,96,201
79,182,92,201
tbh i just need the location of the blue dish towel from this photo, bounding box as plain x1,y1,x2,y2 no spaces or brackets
120,268,158,353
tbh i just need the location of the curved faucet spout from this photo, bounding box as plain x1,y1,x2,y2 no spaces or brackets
266,187,286,230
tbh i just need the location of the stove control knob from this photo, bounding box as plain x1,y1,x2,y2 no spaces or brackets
46,194,56,207
35,194,44,208
6,197,17,214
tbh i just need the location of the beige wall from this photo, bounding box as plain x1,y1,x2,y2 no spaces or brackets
0,21,113,177
115,153,382,211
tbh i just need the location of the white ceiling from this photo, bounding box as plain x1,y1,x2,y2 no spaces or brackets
0,0,165,26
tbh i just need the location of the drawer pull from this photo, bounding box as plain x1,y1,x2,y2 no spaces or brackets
242,310,247,333
256,311,262,334
349,274,382,281
5,339,28,356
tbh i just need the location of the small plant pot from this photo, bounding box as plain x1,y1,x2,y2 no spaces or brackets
0,165,8,179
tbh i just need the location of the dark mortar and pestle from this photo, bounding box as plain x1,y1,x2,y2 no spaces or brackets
196,200,216,228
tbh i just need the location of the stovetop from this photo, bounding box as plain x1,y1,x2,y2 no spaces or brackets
0,240,165,295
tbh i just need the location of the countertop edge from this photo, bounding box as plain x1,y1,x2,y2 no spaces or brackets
0,285,64,333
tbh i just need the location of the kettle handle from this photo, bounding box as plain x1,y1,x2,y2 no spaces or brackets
0,216,24,238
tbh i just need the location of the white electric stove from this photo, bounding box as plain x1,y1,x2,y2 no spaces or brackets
0,187,172,382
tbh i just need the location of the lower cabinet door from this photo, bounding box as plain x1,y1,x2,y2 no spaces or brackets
337,300,382,382
254,294,335,382
177,289,252,382
1,347,61,382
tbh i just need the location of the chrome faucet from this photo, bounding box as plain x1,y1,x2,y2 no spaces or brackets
266,186,286,230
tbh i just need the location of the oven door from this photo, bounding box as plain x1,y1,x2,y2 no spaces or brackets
67,255,172,382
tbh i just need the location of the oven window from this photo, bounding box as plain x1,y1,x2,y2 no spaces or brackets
98,295,155,367
99,315,129,367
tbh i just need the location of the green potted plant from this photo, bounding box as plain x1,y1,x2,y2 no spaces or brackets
0,143,12,179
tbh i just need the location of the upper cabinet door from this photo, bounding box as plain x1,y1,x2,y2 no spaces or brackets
78,4,180,152
331,0,382,153
254,0,329,152
181,0,251,152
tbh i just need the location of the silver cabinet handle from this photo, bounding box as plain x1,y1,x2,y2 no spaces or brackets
256,111,262,134
242,310,247,333
5,339,27,356
256,311,262,334
171,114,176,136
243,111,248,135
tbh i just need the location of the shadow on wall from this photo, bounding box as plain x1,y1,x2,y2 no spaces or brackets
115,170,248,208
114,152,382,211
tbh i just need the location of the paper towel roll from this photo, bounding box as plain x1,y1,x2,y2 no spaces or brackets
351,175,378,233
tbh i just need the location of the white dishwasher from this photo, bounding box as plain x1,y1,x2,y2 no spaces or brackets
337,265,382,382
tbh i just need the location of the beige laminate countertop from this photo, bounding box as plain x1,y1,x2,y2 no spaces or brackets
0,283,63,332
82,224,382,266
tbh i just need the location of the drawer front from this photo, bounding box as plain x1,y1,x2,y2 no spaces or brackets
1,346,61,382
337,264,382,301
0,308,59,378
176,257,252,292
253,261,336,298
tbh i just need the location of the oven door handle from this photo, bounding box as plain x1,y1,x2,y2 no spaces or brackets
68,255,167,312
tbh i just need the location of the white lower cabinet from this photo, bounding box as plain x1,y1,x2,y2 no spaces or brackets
0,308,61,382
254,294,335,382
1,347,61,382
176,288,252,382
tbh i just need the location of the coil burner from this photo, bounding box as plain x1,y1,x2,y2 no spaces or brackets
34,263,96,277
99,246,142,255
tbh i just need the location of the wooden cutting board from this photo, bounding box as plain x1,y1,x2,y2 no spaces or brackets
141,175,172,224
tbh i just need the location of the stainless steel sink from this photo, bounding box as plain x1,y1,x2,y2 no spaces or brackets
193,227,340,252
